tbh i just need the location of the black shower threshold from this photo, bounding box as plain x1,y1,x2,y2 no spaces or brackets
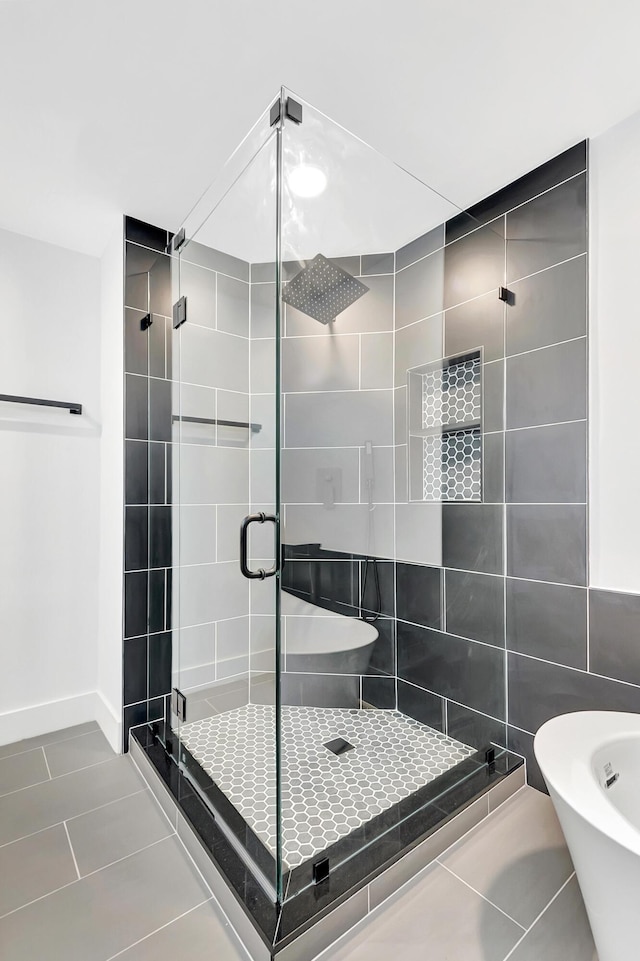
131,723,523,959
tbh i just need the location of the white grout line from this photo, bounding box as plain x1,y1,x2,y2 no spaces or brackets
40,746,52,780
63,821,81,880
0,789,149,851
437,861,527,931
103,899,215,961
500,872,577,960
0,725,100,762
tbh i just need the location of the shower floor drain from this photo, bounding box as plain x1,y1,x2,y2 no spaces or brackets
324,737,355,755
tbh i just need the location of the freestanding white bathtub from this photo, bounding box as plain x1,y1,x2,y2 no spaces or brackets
535,711,640,961
281,590,379,675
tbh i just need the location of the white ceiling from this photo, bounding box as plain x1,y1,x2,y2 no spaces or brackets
1,0,640,258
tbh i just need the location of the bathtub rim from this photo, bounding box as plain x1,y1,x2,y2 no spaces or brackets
281,589,379,655
535,710,640,858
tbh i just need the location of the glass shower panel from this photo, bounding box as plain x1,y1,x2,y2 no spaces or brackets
277,90,494,898
170,112,282,894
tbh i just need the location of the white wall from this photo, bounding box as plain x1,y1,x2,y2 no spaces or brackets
590,109,640,593
97,228,124,750
0,227,102,743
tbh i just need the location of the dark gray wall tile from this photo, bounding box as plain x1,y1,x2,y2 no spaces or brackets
444,219,505,310
395,250,444,328
367,618,396,676
149,506,171,569
397,680,445,732
505,421,587,503
396,563,442,629
506,726,546,792
181,241,249,282
125,217,168,252
445,570,504,647
444,292,505,363
282,334,359,393
507,505,586,586
124,572,147,639
125,507,148,572
125,375,148,441
398,623,506,719
123,636,147,705
506,578,587,669
396,225,443,271
590,589,640,686
447,703,507,751
443,504,503,575
148,313,167,379
125,308,149,375
506,338,586,429
125,441,148,506
507,255,587,355
149,378,172,442
281,673,360,709
285,390,393,448
148,632,172,698
506,174,587,282
508,652,640,734
361,560,395,619
362,675,396,709
483,360,504,432
483,432,504,503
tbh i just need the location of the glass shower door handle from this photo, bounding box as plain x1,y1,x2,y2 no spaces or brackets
239,513,279,579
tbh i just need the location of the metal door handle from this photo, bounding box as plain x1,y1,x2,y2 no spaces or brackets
240,513,278,579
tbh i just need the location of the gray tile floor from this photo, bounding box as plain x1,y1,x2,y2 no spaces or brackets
0,723,599,961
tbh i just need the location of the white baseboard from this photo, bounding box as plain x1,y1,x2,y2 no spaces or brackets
93,692,123,754
0,691,122,753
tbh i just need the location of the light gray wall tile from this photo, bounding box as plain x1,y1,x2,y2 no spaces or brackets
395,249,444,328
178,562,249,626
282,334,359,392
250,282,276,338
179,261,216,330
178,446,248,505
250,337,275,394
506,578,587,669
250,393,276,449
281,448,360,504
216,274,249,337
361,332,393,388
285,390,393,448
506,338,586,429
444,291,505,362
395,315,443,386
284,504,394,558
507,255,587,355
507,505,586,586
483,432,504,503
506,421,587,503
360,444,394,503
362,251,394,274
178,506,217,565
444,218,505,310
216,504,249,561
180,324,248,393
395,502,442,566
217,616,250,679
181,241,249,282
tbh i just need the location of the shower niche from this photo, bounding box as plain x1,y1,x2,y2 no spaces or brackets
408,349,483,502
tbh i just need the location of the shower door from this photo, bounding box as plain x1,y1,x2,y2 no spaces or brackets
170,102,283,896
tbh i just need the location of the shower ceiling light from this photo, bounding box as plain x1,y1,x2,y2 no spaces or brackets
288,164,327,198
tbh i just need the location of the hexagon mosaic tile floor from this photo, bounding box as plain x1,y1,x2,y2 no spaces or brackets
179,705,475,869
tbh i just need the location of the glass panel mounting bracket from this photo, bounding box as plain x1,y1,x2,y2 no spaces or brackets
172,688,187,723
270,95,303,127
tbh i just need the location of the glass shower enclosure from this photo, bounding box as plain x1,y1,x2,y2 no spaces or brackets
158,88,519,928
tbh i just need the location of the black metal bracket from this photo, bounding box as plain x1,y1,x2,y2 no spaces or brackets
172,688,187,723
0,394,82,415
173,227,186,252
140,313,153,331
173,296,187,329
270,95,303,127
485,747,496,772
498,286,515,305
312,858,330,884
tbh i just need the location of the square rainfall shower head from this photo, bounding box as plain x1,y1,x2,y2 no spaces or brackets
282,254,369,325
